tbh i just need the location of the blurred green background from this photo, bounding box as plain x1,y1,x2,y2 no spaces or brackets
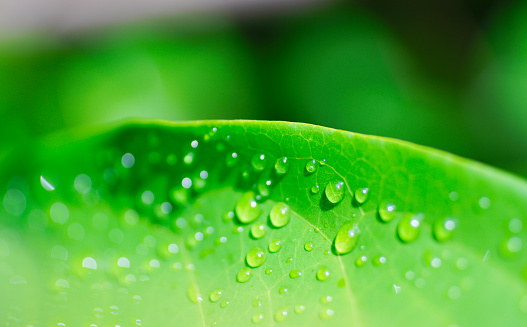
1,0,527,177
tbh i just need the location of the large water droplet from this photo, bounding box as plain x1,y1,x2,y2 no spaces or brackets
354,187,369,204
398,213,423,243
275,157,289,175
304,241,314,251
325,180,345,204
433,218,456,242
187,284,203,304
237,267,252,283
251,154,267,171
335,220,360,255
235,192,262,224
270,203,290,228
316,266,330,281
247,247,266,267
289,270,302,279
378,200,396,222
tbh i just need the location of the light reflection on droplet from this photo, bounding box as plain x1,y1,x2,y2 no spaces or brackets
40,175,55,191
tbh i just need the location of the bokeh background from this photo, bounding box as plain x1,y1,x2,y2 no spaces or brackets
1,0,527,177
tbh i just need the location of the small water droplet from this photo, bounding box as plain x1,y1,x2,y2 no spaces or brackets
372,255,387,266
397,213,423,243
285,257,293,263
335,220,360,255
236,192,262,224
40,175,55,191
501,236,523,257
270,202,290,228
478,196,491,209
237,267,252,283
316,266,330,281
252,313,264,324
269,239,282,253
355,255,367,267
433,218,456,242
294,305,306,314
275,157,289,175
305,159,318,174
265,268,273,275
509,218,523,234
378,200,396,222
289,270,302,279
220,299,230,308
319,308,335,320
252,299,261,307
274,306,289,322
246,247,266,267
121,153,135,168
325,180,345,204
226,153,238,167
311,184,320,194
304,241,314,251
320,295,333,304
82,257,97,270
354,187,369,204
251,154,267,171
209,289,223,302
251,224,266,239
279,286,288,294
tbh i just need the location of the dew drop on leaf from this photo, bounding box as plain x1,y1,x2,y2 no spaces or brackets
372,255,387,266
355,255,367,267
294,305,306,314
251,154,267,171
236,267,252,283
235,192,262,224
252,313,264,324
279,286,288,294
187,284,203,304
265,268,273,275
378,200,396,222
246,247,266,267
275,157,289,175
398,213,423,243
274,306,289,322
289,270,302,279
304,241,314,251
305,159,318,174
325,180,345,204
250,223,266,239
319,308,335,320
354,187,369,204
269,202,290,228
311,184,320,194
334,220,360,255
269,239,282,253
316,266,330,281
220,300,230,308
225,152,238,167
433,218,456,242
209,289,223,302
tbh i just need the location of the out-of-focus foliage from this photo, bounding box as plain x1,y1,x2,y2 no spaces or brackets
0,1,526,176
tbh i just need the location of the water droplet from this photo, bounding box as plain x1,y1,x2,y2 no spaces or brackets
355,255,367,267
182,177,192,189
285,257,293,263
187,284,203,304
372,255,387,266
279,286,288,294
274,306,289,322
121,153,135,168
479,196,491,209
247,247,266,267
338,278,346,288
320,295,333,304
354,188,369,204
265,268,273,275
252,313,264,324
268,239,282,253
319,308,335,320
220,299,230,308
316,266,330,281
325,180,345,204
275,157,289,175
249,223,266,239
235,192,262,224
433,218,456,242
335,220,360,255
378,200,396,222
397,213,423,243
237,267,252,283
251,154,267,171
141,191,154,205
209,289,223,302
270,202,290,228
226,152,238,167
294,305,306,314
305,159,318,174
252,299,261,307
311,184,320,194
289,270,302,279
40,175,55,191
304,241,314,251
501,236,523,257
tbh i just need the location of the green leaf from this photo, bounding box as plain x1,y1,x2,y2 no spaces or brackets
1,120,526,326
